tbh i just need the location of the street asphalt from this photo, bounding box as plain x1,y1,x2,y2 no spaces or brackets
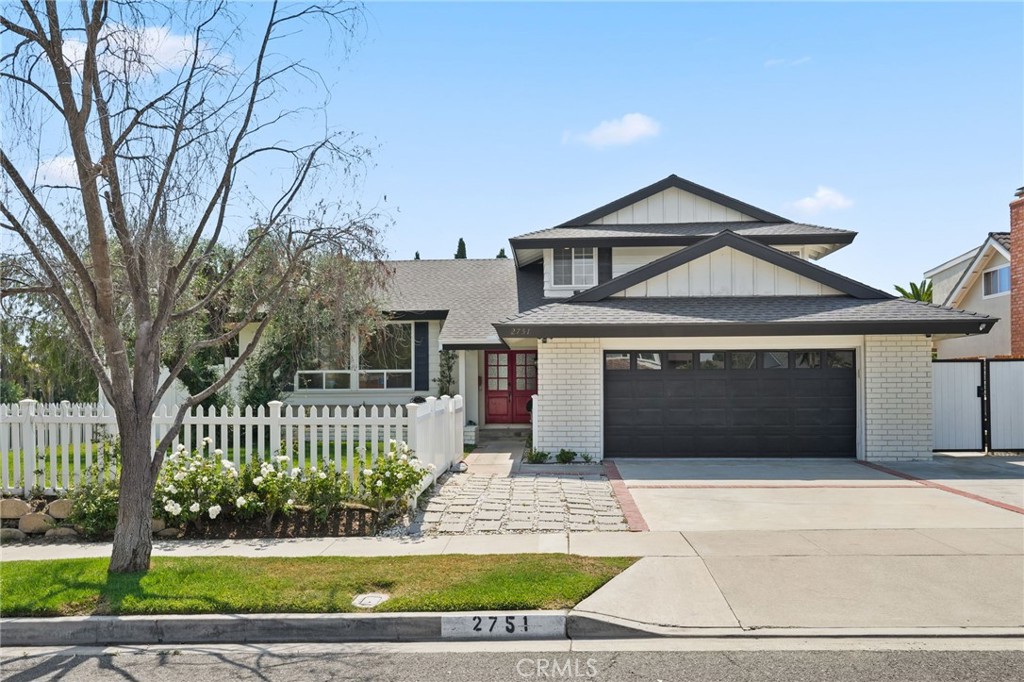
2,644,1022,681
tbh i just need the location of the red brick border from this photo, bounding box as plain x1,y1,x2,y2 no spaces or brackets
603,460,649,532
858,461,1024,515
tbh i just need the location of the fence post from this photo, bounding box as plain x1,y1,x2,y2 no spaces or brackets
423,396,437,475
439,395,452,469
19,399,37,497
405,402,419,454
268,400,283,456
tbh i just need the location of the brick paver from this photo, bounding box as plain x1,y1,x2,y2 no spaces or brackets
416,473,628,534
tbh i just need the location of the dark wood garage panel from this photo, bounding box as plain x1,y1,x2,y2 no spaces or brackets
604,350,856,457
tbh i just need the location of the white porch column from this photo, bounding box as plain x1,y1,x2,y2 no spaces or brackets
457,350,467,407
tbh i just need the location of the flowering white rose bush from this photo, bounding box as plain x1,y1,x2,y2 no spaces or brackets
359,441,432,519
236,457,299,529
154,442,240,528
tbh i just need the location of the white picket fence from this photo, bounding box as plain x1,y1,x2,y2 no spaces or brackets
0,396,464,497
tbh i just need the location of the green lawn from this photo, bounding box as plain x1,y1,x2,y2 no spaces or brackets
0,555,635,617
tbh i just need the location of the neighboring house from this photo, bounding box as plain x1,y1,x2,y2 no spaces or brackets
240,175,996,461
925,233,1011,358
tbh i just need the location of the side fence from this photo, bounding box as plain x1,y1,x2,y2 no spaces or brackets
0,396,464,497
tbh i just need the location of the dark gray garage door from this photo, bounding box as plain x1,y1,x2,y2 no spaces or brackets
604,350,856,458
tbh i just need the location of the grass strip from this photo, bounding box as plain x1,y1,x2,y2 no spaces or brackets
0,554,635,617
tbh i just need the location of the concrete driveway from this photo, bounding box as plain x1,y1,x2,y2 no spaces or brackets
575,455,1024,632
609,456,1024,533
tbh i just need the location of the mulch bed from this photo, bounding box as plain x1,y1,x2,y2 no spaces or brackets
176,505,378,539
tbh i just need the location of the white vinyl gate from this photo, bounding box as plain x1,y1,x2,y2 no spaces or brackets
989,360,1024,451
932,360,984,451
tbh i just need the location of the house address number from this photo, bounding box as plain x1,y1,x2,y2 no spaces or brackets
508,327,532,337
440,613,564,639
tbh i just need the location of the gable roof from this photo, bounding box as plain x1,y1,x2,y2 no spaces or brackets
493,296,998,339
943,232,1012,307
557,174,790,226
567,230,892,302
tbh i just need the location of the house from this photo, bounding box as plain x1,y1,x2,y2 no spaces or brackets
924,188,1023,359
250,175,998,462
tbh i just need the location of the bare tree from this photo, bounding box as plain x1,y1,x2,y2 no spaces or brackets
0,1,387,572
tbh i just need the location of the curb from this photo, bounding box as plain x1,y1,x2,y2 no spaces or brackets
0,611,567,647
2,611,1021,648
567,611,1024,640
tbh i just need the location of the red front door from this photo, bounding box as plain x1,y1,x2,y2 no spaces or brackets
485,351,537,424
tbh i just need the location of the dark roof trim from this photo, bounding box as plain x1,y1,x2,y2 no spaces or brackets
386,310,449,321
568,230,893,302
558,175,790,226
510,231,855,250
440,342,508,351
495,318,997,339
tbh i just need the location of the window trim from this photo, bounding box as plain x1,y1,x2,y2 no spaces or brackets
294,321,416,392
551,247,596,288
981,265,1011,299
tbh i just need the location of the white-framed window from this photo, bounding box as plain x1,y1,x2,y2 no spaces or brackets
552,247,595,287
295,321,414,391
982,265,1011,297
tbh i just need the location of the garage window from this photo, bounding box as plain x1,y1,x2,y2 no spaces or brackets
636,352,663,370
605,352,630,370
698,352,726,369
827,350,855,368
666,352,693,370
730,352,757,369
794,351,821,369
763,351,789,369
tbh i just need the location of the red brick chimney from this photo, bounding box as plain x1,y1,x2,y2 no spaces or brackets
1012,187,1024,356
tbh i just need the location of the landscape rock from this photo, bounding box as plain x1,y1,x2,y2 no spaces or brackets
0,527,27,542
44,526,79,538
18,512,55,534
155,527,182,538
0,498,31,519
151,518,166,533
45,498,74,519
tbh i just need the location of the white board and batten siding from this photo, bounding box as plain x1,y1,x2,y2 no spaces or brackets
613,247,842,298
592,187,757,225
932,362,984,451
989,361,1024,451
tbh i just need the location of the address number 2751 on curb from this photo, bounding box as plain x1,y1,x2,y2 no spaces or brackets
441,614,564,639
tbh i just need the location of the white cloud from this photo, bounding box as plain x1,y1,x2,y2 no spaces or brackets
764,56,811,68
36,156,79,187
565,113,661,148
62,24,227,77
791,186,853,215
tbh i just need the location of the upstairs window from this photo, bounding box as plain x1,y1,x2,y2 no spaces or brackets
553,247,595,287
983,266,1011,297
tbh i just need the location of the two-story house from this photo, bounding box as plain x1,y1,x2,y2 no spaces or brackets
268,175,996,462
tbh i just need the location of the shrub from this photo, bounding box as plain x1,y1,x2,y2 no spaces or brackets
67,470,120,539
297,467,356,522
360,441,433,520
581,452,594,464
556,449,578,464
154,438,240,530
525,448,549,464
236,455,300,530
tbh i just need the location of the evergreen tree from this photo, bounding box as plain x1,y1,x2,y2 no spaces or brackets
454,238,467,259
496,248,508,259
414,251,420,260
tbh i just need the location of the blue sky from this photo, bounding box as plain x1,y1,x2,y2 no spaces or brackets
305,1,1021,290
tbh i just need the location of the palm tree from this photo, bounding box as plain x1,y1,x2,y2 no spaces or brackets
895,280,933,303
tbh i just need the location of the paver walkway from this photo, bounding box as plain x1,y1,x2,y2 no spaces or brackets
417,473,627,534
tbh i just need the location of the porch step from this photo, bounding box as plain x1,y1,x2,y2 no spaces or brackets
478,424,531,440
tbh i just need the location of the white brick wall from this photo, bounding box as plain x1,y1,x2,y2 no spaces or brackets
534,338,603,458
863,334,933,461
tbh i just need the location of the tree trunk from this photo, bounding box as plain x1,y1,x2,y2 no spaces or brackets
108,417,155,573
